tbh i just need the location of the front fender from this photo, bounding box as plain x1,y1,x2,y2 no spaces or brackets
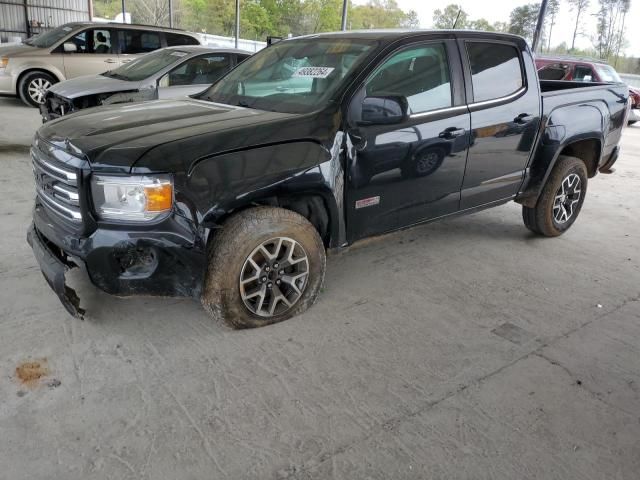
13,61,66,83
182,140,344,247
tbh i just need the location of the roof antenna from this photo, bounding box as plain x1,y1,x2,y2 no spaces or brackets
452,9,462,29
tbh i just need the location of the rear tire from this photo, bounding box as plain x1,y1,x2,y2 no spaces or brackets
18,71,56,107
201,207,326,329
522,155,588,237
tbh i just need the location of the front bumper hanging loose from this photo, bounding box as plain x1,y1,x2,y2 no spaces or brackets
27,224,85,319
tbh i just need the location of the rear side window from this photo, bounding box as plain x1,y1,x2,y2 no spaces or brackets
120,30,161,54
167,54,231,86
538,63,570,81
366,43,452,114
466,42,523,102
165,33,200,46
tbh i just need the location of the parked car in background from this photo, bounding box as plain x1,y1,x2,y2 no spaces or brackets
536,55,638,125
41,46,251,122
627,86,640,125
0,22,201,107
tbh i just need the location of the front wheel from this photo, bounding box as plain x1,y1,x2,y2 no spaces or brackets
522,155,588,237
201,207,326,328
18,71,56,107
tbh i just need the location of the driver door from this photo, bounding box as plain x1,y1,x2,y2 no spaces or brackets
345,40,470,241
62,28,119,78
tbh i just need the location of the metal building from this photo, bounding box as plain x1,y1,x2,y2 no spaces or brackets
0,0,91,43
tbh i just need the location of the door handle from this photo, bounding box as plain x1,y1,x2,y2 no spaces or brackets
438,127,465,139
121,59,132,64
514,113,534,124
104,58,117,64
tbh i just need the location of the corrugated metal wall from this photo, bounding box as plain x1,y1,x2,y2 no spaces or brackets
0,0,90,43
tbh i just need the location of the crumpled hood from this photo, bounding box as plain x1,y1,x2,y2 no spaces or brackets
48,74,141,99
37,98,297,172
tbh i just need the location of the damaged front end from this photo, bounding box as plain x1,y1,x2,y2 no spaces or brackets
27,225,85,319
41,90,150,123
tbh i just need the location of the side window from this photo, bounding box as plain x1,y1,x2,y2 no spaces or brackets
574,65,595,82
68,29,112,54
538,63,570,81
366,43,452,114
237,54,251,64
466,42,523,102
121,30,161,54
167,54,231,86
165,33,200,46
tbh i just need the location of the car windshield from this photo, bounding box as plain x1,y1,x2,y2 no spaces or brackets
200,38,376,114
103,49,188,82
595,64,622,83
24,25,76,48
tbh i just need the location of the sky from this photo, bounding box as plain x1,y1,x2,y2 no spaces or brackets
353,0,640,57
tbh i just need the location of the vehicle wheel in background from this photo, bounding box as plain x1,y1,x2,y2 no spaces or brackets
201,207,326,328
18,71,56,107
522,155,588,237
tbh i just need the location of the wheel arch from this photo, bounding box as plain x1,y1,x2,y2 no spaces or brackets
16,66,64,93
517,136,602,208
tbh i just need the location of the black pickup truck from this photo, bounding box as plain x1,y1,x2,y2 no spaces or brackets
28,30,629,328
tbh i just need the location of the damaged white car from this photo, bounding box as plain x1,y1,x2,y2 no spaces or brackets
40,46,251,122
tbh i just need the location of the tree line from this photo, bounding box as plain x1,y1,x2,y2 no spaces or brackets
434,1,638,73
93,0,638,73
93,0,418,39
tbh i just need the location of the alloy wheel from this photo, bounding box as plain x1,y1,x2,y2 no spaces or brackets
239,237,309,317
27,78,52,104
553,173,581,224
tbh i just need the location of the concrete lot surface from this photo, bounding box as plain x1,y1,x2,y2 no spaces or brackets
1,97,639,479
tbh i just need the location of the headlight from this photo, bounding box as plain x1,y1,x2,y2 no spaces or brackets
91,174,173,222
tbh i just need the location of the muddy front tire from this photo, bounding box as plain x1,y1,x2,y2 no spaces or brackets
201,207,326,329
522,155,588,237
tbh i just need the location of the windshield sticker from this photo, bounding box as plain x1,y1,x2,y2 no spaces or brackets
292,66,335,78
171,51,188,57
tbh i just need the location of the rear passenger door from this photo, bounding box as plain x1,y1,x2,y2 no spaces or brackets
62,28,119,78
459,38,540,209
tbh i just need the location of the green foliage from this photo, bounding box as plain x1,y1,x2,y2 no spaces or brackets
94,0,419,39
508,3,540,43
433,4,468,29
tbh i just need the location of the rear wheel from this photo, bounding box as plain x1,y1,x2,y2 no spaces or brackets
18,71,56,107
201,207,326,328
522,155,588,237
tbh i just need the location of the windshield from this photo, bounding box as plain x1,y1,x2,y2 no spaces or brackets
200,38,376,114
103,49,188,82
595,64,622,83
25,25,76,48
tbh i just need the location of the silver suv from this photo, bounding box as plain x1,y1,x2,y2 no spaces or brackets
0,22,201,107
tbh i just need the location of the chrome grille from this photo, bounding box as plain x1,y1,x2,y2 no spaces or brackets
31,143,83,225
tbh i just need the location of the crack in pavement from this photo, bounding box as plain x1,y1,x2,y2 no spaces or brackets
281,291,640,479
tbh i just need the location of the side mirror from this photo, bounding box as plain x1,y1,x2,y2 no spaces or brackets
63,42,77,53
158,74,170,88
360,96,408,125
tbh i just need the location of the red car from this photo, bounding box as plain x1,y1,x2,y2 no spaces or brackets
536,56,639,125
